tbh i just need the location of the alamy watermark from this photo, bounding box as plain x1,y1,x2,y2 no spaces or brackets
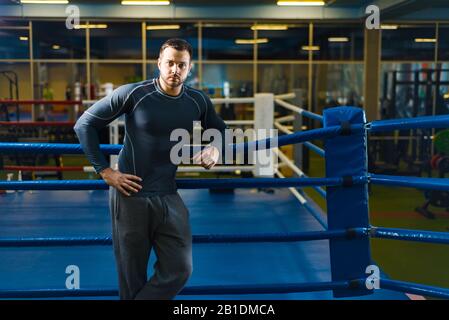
170,122,278,176
365,264,380,290
65,265,80,290
365,4,381,30
65,5,80,30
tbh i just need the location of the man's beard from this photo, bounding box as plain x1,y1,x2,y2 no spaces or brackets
162,74,185,89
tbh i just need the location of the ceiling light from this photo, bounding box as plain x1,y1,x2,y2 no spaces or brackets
146,25,180,30
74,24,108,29
301,45,320,51
381,24,399,30
328,37,349,42
251,24,289,31
19,36,29,41
121,0,170,5
235,38,269,44
415,38,436,43
277,1,325,6
20,0,69,3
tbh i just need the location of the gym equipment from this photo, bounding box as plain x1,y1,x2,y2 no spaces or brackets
0,71,19,121
415,129,449,219
372,68,449,176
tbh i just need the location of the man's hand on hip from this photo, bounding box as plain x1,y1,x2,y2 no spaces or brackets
100,168,142,196
192,145,220,170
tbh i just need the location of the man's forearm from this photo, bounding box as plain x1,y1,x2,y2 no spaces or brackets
73,121,110,174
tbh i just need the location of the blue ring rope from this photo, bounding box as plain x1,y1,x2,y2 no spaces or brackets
1,279,448,299
304,141,325,157
380,279,449,300
0,280,351,298
301,110,324,123
369,114,449,132
370,174,449,191
371,226,449,245
0,176,368,190
0,124,365,155
0,229,368,247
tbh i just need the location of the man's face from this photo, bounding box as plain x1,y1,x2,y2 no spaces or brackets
158,47,192,89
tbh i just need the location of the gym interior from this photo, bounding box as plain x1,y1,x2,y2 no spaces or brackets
1,0,449,300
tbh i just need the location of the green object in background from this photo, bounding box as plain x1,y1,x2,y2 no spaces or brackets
435,129,449,155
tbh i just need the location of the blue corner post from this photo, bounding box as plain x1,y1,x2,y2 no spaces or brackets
323,106,372,298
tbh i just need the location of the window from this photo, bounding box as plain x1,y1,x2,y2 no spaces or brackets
256,24,309,60
382,24,436,61
146,23,198,60
33,21,86,59
90,22,141,60
91,63,143,99
313,24,364,61
203,23,254,60
0,28,30,59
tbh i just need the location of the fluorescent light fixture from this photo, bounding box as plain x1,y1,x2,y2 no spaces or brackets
415,38,436,43
74,24,108,29
328,37,349,42
200,23,251,28
146,25,180,30
277,1,325,6
20,0,69,3
381,24,399,30
235,38,269,44
19,36,29,41
121,0,170,5
301,45,320,51
52,44,60,50
251,24,289,31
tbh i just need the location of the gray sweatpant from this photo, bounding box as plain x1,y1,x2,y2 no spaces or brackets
109,187,192,300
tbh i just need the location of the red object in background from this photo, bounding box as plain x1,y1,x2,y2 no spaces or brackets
0,121,75,127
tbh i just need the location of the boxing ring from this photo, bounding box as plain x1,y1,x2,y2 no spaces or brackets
1,94,449,300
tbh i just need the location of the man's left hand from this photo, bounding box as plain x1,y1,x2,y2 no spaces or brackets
192,145,220,169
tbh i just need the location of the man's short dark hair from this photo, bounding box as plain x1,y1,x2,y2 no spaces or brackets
159,38,193,60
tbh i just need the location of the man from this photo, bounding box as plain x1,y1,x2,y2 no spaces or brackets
74,38,227,300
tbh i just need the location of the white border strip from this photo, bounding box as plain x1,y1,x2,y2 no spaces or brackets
211,97,255,104
274,93,296,100
275,98,304,114
275,169,307,205
274,122,293,135
275,115,295,123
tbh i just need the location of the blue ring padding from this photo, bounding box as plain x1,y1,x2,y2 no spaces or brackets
371,227,449,245
381,279,449,300
304,141,325,157
301,110,324,123
0,176,368,190
370,174,449,191
0,229,368,247
369,114,449,132
0,281,352,298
